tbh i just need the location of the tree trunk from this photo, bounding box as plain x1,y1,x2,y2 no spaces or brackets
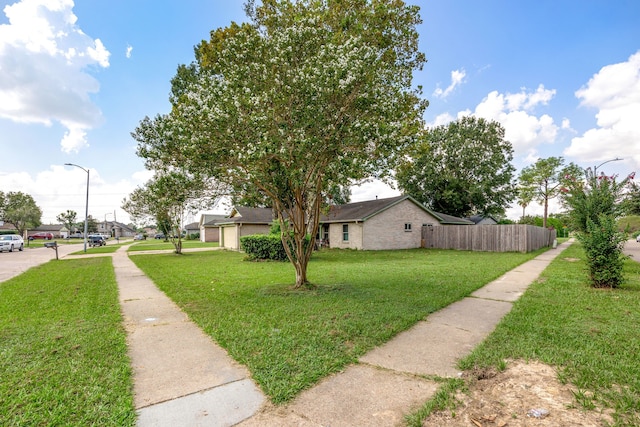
293,254,309,288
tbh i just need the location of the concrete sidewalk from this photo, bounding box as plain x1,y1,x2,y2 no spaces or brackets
109,246,265,427
239,240,574,426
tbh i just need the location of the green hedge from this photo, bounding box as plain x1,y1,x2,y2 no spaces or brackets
240,234,289,261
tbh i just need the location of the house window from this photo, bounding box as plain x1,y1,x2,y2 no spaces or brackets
342,224,349,241
405,223,412,232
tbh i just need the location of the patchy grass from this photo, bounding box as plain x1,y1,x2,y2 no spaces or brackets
0,257,135,426
131,248,542,403
412,243,640,426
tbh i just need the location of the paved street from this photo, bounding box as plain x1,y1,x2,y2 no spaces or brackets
0,241,84,283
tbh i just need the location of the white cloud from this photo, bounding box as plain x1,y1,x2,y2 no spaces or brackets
472,85,559,158
433,68,466,99
0,0,110,153
0,165,151,225
350,178,400,202
565,51,640,170
126,44,133,59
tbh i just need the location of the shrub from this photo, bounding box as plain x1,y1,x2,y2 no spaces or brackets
241,232,313,262
578,214,627,288
563,169,634,288
240,234,289,261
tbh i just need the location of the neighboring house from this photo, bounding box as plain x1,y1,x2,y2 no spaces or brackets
199,214,228,243
143,227,157,237
217,207,273,250
29,224,66,238
184,222,200,237
319,195,473,250
467,214,498,225
98,221,137,238
0,222,17,233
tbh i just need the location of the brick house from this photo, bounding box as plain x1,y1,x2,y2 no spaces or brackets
217,207,273,250
198,214,228,242
319,195,473,250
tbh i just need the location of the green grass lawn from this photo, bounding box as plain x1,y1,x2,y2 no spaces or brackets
0,257,135,426
9,242,634,424
409,242,640,426
127,239,218,252
131,248,543,403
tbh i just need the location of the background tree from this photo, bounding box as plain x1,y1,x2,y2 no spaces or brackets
0,191,5,221
396,116,516,218
56,210,78,235
621,180,640,215
1,191,42,236
562,168,633,288
86,216,99,234
517,157,582,228
133,0,427,287
122,171,224,253
516,185,535,220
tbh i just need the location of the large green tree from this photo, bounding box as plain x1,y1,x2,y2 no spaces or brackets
133,0,427,287
518,156,582,228
1,191,42,236
122,171,224,253
396,116,516,218
56,210,78,235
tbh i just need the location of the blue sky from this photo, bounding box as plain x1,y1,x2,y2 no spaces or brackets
1,0,639,225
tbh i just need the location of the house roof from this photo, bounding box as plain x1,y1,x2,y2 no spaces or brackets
32,224,65,232
217,206,274,225
200,214,228,227
0,222,16,231
107,221,136,233
321,195,473,225
467,214,498,224
184,222,200,231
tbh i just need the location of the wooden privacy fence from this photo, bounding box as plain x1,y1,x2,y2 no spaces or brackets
422,224,556,253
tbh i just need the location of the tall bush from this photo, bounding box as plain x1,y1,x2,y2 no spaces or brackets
578,215,627,288
562,168,634,288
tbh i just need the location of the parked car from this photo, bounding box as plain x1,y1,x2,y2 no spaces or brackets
154,233,165,239
88,235,106,247
0,234,24,252
30,232,54,240
636,234,640,243
134,234,145,240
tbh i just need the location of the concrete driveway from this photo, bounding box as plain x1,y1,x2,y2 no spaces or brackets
0,241,85,283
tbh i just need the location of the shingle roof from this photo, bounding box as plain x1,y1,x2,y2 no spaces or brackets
200,214,228,226
467,214,498,224
217,206,274,225
32,224,65,232
321,195,407,222
321,195,473,225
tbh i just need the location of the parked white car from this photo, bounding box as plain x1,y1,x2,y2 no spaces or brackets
0,234,24,252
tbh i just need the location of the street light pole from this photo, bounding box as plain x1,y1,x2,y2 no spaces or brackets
65,163,90,253
593,157,623,176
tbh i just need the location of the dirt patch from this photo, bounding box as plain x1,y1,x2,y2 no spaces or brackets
423,360,613,427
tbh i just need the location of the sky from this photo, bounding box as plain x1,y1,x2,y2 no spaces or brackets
1,0,639,226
